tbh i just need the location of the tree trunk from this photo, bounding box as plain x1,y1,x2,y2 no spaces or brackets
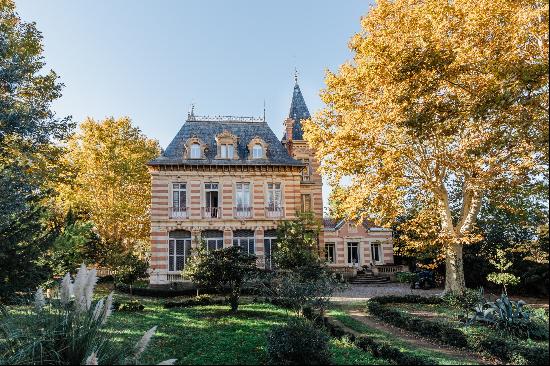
444,241,465,293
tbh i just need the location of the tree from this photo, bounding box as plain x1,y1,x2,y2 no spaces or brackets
0,0,72,298
184,246,257,312
273,212,322,271
487,249,520,295
57,117,160,256
303,0,549,293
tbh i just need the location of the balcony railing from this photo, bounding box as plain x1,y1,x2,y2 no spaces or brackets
301,174,311,182
202,206,221,219
234,205,253,219
265,205,284,219
170,206,189,219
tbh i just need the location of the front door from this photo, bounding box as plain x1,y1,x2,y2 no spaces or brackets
347,242,359,266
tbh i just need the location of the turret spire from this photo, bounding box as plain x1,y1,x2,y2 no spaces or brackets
286,75,310,141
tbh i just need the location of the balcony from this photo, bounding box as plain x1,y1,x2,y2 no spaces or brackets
202,206,221,219
265,205,284,219
234,205,253,219
170,206,189,219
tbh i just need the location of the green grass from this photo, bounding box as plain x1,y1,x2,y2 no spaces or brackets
103,298,384,365
328,309,479,365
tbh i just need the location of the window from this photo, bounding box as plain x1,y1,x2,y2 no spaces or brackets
325,242,336,264
204,183,219,218
220,144,234,159
266,183,283,217
301,158,311,181
301,194,312,212
348,223,358,233
168,231,192,272
347,242,360,265
203,230,224,252
233,230,255,255
264,229,277,270
371,242,382,264
190,143,201,159
252,144,263,159
235,183,251,218
172,183,187,218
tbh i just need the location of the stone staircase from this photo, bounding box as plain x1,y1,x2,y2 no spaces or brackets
349,268,390,285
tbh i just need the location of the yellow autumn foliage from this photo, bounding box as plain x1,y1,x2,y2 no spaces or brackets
56,117,160,254
303,0,549,292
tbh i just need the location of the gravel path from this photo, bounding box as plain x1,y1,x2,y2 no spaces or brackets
332,283,443,302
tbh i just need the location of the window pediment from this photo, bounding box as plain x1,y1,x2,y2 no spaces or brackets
215,130,239,160
184,136,207,159
248,137,268,160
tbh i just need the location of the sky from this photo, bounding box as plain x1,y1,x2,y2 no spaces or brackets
16,0,374,210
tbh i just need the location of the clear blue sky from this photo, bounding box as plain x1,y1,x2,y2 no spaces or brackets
16,0,373,210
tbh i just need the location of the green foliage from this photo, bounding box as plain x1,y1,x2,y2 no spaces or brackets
442,288,485,319
110,251,149,287
367,295,549,364
487,249,521,295
114,300,145,312
273,212,322,270
184,246,257,312
395,271,419,284
258,266,345,316
0,205,56,302
266,318,331,365
0,266,173,365
43,220,100,278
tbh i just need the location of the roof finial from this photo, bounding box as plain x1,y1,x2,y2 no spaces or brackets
263,100,266,122
294,68,298,84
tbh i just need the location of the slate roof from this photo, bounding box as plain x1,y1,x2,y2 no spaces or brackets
284,82,311,141
148,117,303,166
323,217,379,231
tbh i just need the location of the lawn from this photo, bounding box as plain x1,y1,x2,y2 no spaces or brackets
102,297,385,365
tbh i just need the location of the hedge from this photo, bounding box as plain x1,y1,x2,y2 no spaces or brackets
309,313,437,365
367,296,549,365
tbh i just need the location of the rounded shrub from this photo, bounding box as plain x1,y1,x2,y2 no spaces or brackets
266,318,331,365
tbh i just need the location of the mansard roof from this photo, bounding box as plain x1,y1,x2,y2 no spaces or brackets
148,115,303,167
323,217,384,231
284,82,311,141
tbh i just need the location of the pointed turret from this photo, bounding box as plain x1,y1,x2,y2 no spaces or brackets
284,76,310,141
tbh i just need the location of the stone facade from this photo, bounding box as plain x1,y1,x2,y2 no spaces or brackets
147,79,394,285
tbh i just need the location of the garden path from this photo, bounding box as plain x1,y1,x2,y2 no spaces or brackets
344,310,491,365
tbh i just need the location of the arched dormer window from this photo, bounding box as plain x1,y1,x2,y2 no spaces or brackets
252,144,263,159
247,137,268,160
184,136,206,159
190,143,201,159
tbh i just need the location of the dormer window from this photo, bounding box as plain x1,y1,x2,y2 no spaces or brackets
252,144,263,159
184,136,206,159
247,137,268,160
220,144,234,159
215,131,239,160
190,143,201,159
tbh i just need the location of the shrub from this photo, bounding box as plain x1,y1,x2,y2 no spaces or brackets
266,319,331,365
114,299,145,312
0,265,175,365
354,335,433,365
184,246,257,312
367,295,549,364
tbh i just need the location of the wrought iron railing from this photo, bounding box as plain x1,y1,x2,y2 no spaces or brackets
170,206,189,219
202,206,221,218
265,206,284,218
234,206,253,219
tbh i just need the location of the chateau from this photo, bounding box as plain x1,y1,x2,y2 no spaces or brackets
147,77,393,286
